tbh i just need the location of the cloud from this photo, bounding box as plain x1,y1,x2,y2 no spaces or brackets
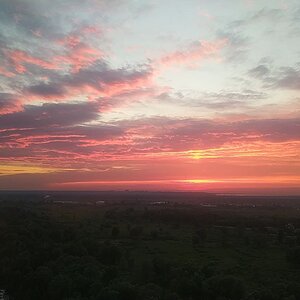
116,116,300,153
249,63,300,90
0,66,15,78
216,30,249,62
57,41,103,73
0,93,22,115
251,8,283,23
98,85,170,112
1,29,103,76
274,66,300,90
157,89,266,111
0,100,123,163
65,63,152,96
229,8,283,29
0,113,299,175
168,117,300,144
0,101,100,129
24,61,153,102
6,49,61,74
0,122,124,163
26,83,67,98
158,39,227,68
0,0,125,39
248,65,270,78
0,0,59,38
0,0,230,114
220,7,288,63
55,29,104,72
0,0,116,79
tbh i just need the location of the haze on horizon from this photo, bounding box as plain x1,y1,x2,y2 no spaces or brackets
0,0,299,194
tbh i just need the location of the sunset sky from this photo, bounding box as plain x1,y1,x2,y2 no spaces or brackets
0,0,299,194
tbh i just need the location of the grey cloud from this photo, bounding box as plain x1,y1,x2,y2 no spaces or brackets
275,67,300,90
26,83,67,97
165,117,300,149
0,101,100,129
251,8,283,22
65,62,151,88
229,8,283,29
249,63,300,90
157,89,266,111
248,65,270,78
25,61,152,100
216,30,249,63
0,123,124,159
113,117,300,153
0,0,61,40
0,93,21,114
0,0,128,78
0,116,299,163
0,0,124,38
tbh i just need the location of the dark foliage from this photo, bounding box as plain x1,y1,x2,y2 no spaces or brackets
0,200,299,300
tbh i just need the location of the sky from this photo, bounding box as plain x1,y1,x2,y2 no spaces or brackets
0,0,299,194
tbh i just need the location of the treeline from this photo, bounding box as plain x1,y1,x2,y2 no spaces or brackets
0,204,299,299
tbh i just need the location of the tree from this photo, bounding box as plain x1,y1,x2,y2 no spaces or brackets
287,246,300,267
138,283,162,300
100,243,121,265
203,275,245,300
48,274,72,299
111,226,120,239
129,226,143,239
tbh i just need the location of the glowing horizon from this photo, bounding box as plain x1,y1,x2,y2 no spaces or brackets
0,0,299,194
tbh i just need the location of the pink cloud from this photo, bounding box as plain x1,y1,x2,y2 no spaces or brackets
158,39,227,68
54,26,104,72
0,66,15,78
0,94,23,115
57,43,103,73
7,49,61,73
4,25,103,76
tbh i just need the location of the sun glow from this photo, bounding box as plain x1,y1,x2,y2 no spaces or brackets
0,164,68,176
182,176,300,184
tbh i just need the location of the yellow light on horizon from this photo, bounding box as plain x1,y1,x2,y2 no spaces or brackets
178,179,219,184
0,164,67,176
181,176,300,184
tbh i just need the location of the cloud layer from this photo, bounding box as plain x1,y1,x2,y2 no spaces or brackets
0,0,299,192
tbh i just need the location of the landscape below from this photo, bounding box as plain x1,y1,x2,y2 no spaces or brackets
0,191,300,300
